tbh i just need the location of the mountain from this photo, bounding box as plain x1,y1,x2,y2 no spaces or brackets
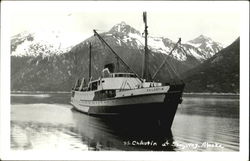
11,54,74,91
11,22,224,92
11,30,88,57
11,22,223,61
187,34,223,59
183,37,239,93
106,22,223,62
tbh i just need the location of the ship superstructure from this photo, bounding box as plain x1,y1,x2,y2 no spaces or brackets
71,12,185,129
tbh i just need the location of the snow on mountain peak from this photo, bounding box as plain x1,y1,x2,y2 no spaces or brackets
119,21,127,27
197,34,211,40
11,21,224,63
189,35,213,44
11,30,89,57
107,23,224,61
186,35,223,58
109,21,141,35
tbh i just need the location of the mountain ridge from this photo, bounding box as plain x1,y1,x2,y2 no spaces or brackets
184,37,239,93
11,21,227,92
104,22,223,62
11,22,223,62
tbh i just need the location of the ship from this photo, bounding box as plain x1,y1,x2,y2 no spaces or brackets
71,12,185,129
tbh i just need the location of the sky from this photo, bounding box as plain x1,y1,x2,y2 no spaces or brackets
4,1,244,47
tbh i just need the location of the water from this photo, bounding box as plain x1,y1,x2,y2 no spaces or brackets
11,93,239,151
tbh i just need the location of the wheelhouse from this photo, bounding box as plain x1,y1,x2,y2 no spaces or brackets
103,72,137,78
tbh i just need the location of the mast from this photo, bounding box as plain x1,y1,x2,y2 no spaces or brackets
143,12,149,80
89,43,92,81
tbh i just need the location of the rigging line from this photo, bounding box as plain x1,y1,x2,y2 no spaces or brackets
152,38,181,80
115,35,146,77
174,43,190,79
162,53,180,80
121,32,146,77
178,45,189,57
127,35,171,78
167,58,181,80
129,37,150,77
96,34,122,72
165,61,175,80
171,43,191,80
167,46,181,79
93,30,143,81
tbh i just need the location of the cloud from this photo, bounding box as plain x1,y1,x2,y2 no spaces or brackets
9,2,241,47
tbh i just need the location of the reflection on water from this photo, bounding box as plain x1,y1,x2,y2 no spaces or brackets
178,94,239,118
11,121,87,151
11,93,71,105
11,104,174,151
11,93,239,151
71,108,175,151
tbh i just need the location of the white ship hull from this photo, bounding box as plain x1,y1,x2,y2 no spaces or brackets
71,92,165,115
71,84,184,129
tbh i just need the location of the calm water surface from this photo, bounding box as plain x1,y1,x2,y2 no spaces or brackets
11,93,239,151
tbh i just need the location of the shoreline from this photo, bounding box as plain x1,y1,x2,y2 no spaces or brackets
184,92,239,95
11,91,239,96
11,91,71,94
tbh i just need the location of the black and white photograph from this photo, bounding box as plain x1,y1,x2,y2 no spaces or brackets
0,1,249,161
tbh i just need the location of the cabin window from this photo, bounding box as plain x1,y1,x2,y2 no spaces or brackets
105,90,115,97
117,74,126,77
112,73,136,78
90,82,98,90
130,74,136,77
